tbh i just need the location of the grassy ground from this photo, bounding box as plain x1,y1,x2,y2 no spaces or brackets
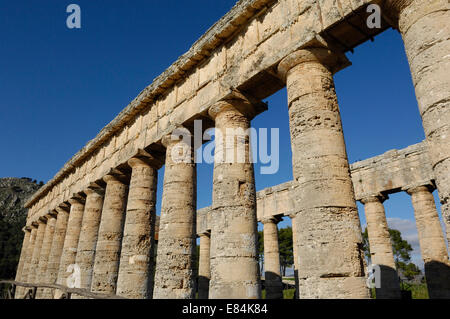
369,282,429,299
261,289,295,299
401,282,429,299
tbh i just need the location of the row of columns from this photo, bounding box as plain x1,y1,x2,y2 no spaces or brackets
361,184,450,299
14,0,449,299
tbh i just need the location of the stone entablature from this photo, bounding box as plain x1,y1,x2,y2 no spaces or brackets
24,0,381,225
196,141,434,234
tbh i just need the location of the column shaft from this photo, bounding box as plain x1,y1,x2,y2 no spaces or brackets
153,132,196,299
263,218,283,299
208,101,261,299
43,206,70,298
408,186,450,298
73,187,104,298
91,174,128,295
36,214,57,298
278,48,368,298
290,214,299,299
362,196,401,299
116,157,158,299
55,198,85,296
14,228,31,298
387,0,450,243
28,219,47,286
198,233,211,299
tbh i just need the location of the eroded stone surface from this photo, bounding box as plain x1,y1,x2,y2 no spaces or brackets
116,157,158,299
153,134,196,299
73,187,104,298
90,174,128,295
208,101,261,299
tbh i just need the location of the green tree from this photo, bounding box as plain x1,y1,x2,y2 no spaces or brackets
278,227,293,276
362,227,421,280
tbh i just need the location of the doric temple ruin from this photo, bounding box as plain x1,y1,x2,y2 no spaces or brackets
13,0,450,299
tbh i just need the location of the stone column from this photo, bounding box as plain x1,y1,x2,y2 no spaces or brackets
35,213,57,299
288,213,299,299
407,185,450,298
73,186,104,298
198,232,211,299
28,218,47,286
91,172,128,295
153,131,196,299
208,100,261,299
43,205,70,298
360,195,401,299
384,0,450,243
262,217,283,299
278,47,368,299
14,226,32,298
55,196,85,297
116,156,158,299
19,225,37,297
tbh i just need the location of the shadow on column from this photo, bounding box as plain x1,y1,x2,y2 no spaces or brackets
373,265,402,299
197,276,209,299
424,261,450,299
294,269,299,299
265,271,283,299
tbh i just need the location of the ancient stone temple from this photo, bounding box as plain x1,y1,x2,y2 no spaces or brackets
14,0,449,299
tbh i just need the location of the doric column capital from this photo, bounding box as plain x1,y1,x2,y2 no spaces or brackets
208,100,246,120
38,215,48,224
161,126,193,147
198,231,211,238
208,92,267,121
382,0,448,32
406,184,435,195
261,216,283,225
23,226,32,232
46,210,58,219
128,149,163,169
84,185,105,197
55,203,70,214
286,210,297,220
277,47,350,80
103,168,129,184
68,196,85,206
359,194,388,205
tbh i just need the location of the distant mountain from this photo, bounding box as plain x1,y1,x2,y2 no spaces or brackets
0,177,42,222
0,177,42,280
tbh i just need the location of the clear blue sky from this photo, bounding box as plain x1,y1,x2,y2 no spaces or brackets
1,1,445,267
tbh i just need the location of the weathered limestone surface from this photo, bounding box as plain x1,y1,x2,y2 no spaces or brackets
278,47,368,299
407,185,450,299
28,219,46,288
55,198,85,296
289,213,299,299
384,0,450,243
16,0,449,301
35,214,56,298
14,227,32,298
208,101,261,299
24,0,377,225
198,141,434,230
153,134,196,299
73,187,104,298
116,157,158,299
360,195,401,299
91,174,128,295
262,217,283,299
198,233,211,299
351,142,434,200
43,206,69,298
